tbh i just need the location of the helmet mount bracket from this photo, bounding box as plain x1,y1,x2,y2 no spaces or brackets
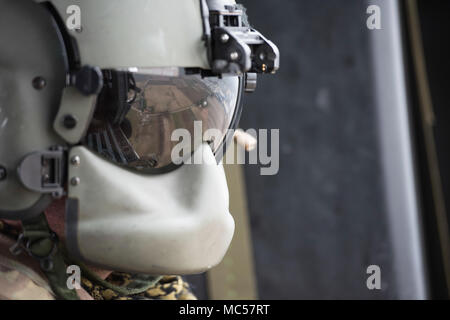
17,146,66,199
201,0,280,76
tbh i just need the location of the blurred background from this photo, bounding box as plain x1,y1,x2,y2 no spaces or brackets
187,0,450,299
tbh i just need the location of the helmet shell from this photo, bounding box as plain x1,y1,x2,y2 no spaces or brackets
0,0,67,219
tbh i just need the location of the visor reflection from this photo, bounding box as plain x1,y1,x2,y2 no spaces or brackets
85,70,240,171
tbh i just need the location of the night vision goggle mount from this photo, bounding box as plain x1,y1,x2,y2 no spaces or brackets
201,0,280,92
65,1,281,96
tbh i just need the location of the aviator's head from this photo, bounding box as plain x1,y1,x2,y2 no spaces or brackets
0,0,279,274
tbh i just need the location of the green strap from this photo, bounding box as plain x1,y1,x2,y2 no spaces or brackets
79,264,161,296
20,214,161,299
21,213,79,300
61,248,162,296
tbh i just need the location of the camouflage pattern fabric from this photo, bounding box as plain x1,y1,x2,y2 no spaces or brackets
0,220,55,300
81,273,197,300
0,254,54,300
0,220,197,300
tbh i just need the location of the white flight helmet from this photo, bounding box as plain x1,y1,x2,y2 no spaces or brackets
0,0,279,275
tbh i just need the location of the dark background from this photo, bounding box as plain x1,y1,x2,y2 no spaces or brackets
237,0,394,299
188,0,397,300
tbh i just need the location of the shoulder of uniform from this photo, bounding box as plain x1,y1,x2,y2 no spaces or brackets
0,233,55,300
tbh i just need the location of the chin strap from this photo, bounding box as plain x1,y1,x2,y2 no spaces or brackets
9,213,79,300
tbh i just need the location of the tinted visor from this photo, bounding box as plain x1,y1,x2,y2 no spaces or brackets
84,68,242,172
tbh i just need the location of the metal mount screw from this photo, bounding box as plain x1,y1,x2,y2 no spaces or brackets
230,51,239,61
70,156,81,166
220,33,230,43
70,177,80,186
63,115,77,129
32,77,47,90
